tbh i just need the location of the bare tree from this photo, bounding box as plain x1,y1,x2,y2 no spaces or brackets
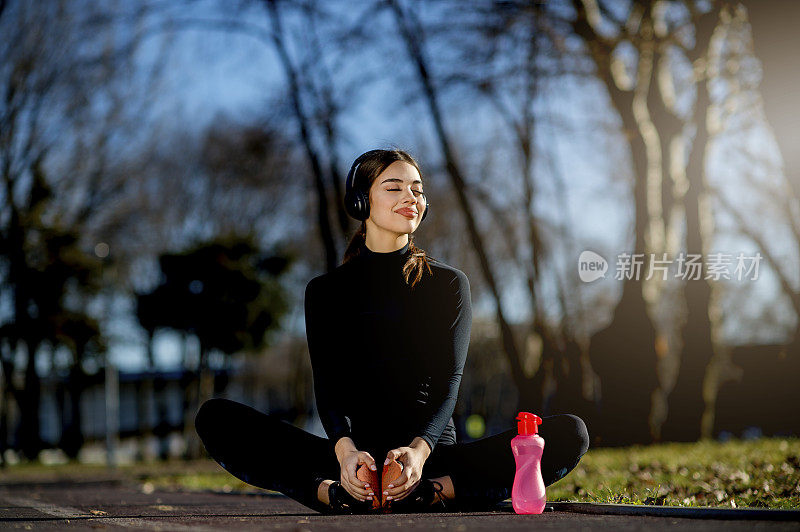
657,1,725,443
262,0,341,272
0,1,154,458
710,0,800,438
565,0,664,445
740,0,800,347
386,0,531,411
425,1,598,421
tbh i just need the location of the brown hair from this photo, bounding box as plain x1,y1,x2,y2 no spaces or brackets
342,149,433,288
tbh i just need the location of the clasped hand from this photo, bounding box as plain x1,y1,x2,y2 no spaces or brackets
382,444,428,502
335,437,430,503
338,449,376,502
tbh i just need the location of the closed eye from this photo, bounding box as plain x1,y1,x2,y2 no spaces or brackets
388,188,425,196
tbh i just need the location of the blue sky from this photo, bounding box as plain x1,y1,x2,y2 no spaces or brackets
90,0,794,372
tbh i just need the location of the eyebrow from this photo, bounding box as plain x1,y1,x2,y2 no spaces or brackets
381,178,423,186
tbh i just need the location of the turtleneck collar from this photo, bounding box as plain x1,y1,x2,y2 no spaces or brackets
359,239,411,265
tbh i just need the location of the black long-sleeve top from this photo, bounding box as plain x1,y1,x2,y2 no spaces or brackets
304,239,471,453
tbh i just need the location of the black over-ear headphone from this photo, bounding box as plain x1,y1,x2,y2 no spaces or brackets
343,156,430,222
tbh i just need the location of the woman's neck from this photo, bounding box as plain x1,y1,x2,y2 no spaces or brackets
364,227,409,253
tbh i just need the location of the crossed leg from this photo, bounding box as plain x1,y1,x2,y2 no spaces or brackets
195,399,589,513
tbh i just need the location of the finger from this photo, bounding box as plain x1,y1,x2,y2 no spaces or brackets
393,480,421,502
342,475,372,500
384,471,411,497
358,452,377,471
391,470,421,500
343,483,368,502
343,467,372,498
350,465,373,492
384,449,402,465
345,469,372,494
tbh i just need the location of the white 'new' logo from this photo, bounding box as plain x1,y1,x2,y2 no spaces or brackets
578,251,608,282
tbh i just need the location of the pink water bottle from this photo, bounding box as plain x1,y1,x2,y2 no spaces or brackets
511,411,546,514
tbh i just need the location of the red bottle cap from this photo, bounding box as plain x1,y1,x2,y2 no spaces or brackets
516,412,542,435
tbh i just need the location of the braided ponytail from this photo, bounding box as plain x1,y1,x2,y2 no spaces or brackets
402,235,433,289
342,221,367,265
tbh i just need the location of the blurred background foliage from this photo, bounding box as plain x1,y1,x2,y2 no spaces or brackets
1,0,799,467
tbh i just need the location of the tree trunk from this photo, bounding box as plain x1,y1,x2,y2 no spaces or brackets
388,0,529,407
60,365,86,459
264,0,339,272
19,341,43,460
568,0,661,447
661,5,722,442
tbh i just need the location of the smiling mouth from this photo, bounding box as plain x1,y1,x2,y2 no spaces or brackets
396,210,418,218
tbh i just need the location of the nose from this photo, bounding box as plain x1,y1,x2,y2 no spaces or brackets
401,187,418,205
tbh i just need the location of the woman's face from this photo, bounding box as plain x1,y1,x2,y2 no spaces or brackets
367,161,427,235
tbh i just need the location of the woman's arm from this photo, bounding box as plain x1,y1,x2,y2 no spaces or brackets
414,269,472,451
305,277,353,443
385,273,471,502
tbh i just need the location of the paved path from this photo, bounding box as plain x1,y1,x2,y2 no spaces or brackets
1,479,798,531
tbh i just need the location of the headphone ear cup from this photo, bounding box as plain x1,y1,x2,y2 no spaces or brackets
345,188,370,221
353,189,370,221
344,159,371,221
421,202,429,222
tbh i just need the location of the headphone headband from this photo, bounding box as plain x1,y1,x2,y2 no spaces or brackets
345,162,360,193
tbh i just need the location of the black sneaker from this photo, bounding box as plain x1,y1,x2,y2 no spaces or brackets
388,478,449,513
325,480,374,515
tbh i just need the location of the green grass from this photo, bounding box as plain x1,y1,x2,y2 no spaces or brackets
3,437,799,509
0,459,254,494
546,437,800,509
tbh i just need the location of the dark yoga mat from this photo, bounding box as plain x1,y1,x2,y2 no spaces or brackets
493,501,800,521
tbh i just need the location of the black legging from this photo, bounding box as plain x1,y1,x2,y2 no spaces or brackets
195,398,590,513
